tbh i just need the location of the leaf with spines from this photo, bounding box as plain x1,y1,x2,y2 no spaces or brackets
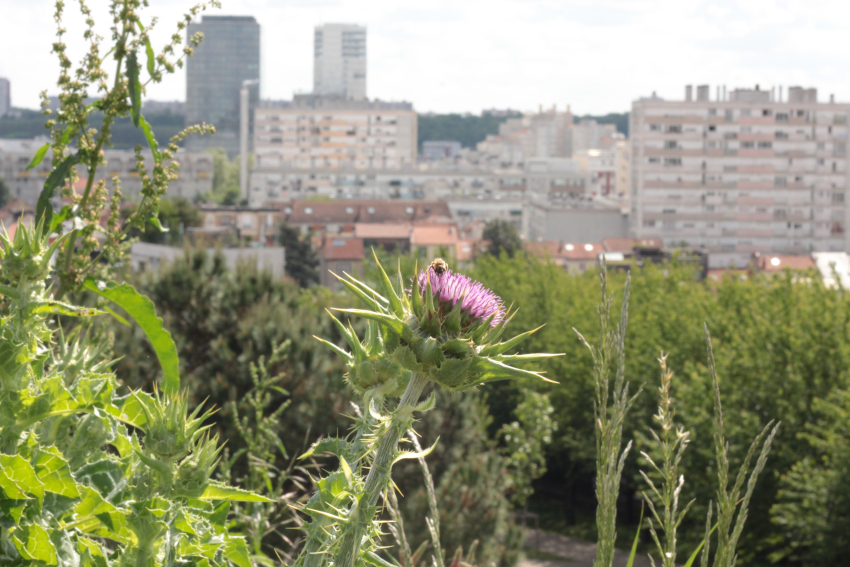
199,481,273,502
372,249,403,317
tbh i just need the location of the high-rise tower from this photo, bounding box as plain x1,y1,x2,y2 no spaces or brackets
185,15,260,155
313,24,366,101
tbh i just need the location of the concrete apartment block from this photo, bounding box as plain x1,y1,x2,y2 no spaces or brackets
631,84,850,268
314,24,367,101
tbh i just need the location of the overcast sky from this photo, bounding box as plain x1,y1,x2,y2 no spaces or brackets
2,0,850,115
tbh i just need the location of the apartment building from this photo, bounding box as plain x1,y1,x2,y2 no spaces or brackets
313,24,367,101
252,98,417,182
631,84,850,267
0,139,214,204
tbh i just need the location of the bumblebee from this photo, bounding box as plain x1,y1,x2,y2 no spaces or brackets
430,258,449,275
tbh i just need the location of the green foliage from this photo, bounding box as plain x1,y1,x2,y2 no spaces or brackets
84,277,181,396
771,389,850,566
417,113,519,150
0,221,260,567
471,254,850,565
279,222,321,287
498,390,556,509
204,148,249,205
393,390,524,567
124,197,202,245
108,249,355,459
482,219,522,259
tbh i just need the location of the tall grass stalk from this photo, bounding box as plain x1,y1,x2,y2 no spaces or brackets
704,325,780,567
576,263,641,567
640,353,694,567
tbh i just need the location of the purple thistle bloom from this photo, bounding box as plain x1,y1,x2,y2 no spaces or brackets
418,267,506,326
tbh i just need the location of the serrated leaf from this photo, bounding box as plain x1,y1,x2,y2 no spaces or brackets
26,143,50,170
83,278,180,396
37,152,82,233
389,345,421,372
0,454,44,507
74,459,125,503
109,390,154,429
12,523,57,565
224,537,253,567
34,446,80,498
199,481,272,502
209,500,230,526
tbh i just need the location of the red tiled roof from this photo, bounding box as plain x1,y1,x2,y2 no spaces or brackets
410,224,459,246
757,255,815,271
354,223,412,239
602,238,663,253
279,200,451,225
456,239,476,261
525,241,562,257
323,237,365,261
562,242,604,260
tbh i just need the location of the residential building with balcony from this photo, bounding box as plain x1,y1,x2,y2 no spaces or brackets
631,84,850,267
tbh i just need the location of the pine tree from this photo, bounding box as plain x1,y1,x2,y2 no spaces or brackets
278,221,320,287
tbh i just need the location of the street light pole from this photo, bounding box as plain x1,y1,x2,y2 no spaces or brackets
240,79,260,203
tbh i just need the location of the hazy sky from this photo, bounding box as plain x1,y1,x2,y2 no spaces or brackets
2,0,850,115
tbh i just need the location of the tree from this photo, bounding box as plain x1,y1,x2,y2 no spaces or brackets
278,221,320,287
0,177,9,209
482,219,522,258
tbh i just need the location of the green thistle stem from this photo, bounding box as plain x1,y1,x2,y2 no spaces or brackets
335,372,430,567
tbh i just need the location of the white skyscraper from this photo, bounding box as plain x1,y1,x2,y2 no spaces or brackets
313,24,366,101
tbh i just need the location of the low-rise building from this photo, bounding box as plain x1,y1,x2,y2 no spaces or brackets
526,198,628,243
321,236,364,289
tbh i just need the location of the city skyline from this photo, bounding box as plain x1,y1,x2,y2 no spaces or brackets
2,0,850,115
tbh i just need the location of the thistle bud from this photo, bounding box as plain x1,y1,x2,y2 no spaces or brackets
138,389,215,465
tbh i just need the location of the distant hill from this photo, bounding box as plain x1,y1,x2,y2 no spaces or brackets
417,113,520,150
575,113,630,137
417,111,630,151
0,108,186,149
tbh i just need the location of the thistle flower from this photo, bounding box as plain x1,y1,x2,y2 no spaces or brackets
316,253,560,393
416,266,506,329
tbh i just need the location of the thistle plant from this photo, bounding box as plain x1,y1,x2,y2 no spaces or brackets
0,221,267,566
639,353,694,567
300,255,561,567
576,262,641,567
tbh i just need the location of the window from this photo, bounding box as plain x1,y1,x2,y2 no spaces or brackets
405,207,414,214
708,125,716,132
776,131,788,140
741,141,755,149
643,220,656,227
818,142,826,150
666,125,682,134
741,109,752,116
775,177,787,187
709,108,717,116
271,137,283,143
664,140,678,149
305,207,313,214
776,112,789,122
649,157,660,164
345,207,354,214
367,206,376,214
762,109,772,116
284,207,292,214
663,157,682,166
757,141,772,149
650,124,661,131
662,208,677,214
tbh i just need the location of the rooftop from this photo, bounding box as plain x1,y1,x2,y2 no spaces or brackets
323,237,364,261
